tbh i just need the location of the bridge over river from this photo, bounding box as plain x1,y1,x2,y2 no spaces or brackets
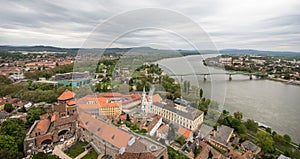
168,72,268,81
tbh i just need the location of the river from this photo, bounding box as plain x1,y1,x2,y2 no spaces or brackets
156,54,300,143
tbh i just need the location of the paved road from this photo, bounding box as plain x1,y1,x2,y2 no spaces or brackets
53,145,72,159
74,150,89,159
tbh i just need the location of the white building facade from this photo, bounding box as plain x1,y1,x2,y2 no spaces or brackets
150,102,203,132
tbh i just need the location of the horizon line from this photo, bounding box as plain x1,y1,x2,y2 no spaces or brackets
0,44,300,53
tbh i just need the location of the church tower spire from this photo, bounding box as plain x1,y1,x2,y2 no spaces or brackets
141,86,147,113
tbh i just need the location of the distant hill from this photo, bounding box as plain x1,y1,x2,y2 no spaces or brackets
219,49,300,56
0,45,299,56
0,45,77,52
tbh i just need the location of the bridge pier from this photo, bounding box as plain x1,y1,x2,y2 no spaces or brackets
203,74,207,81
249,74,253,80
229,74,232,81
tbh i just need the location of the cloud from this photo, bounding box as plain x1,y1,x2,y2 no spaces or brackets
0,0,299,51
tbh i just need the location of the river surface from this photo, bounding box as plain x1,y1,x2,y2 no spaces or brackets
156,54,300,143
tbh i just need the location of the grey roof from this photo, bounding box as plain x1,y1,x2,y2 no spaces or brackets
278,155,291,159
153,102,203,120
174,98,190,106
198,124,213,139
210,125,233,147
0,111,8,119
241,140,261,153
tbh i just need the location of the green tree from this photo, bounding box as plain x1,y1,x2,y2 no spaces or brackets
193,146,202,158
0,135,18,152
126,114,130,121
284,150,291,157
198,98,211,115
256,131,275,153
0,118,26,152
26,106,46,125
32,152,48,159
237,124,247,135
222,110,229,116
183,81,188,94
229,118,246,135
244,119,258,132
222,115,233,127
266,127,272,134
234,111,243,120
239,134,249,143
0,150,20,159
4,103,14,113
273,134,285,144
32,152,58,159
208,150,213,158
56,86,68,96
175,136,186,146
199,88,203,99
167,146,189,159
0,75,13,85
272,131,277,137
283,134,291,143
187,81,190,94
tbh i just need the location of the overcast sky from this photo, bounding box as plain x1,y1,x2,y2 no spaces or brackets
0,0,299,51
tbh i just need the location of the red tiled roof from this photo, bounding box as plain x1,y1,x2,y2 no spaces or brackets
196,141,210,159
99,99,120,108
77,95,120,109
101,93,141,105
178,126,191,138
51,112,59,122
117,152,156,159
102,93,124,98
196,141,227,159
141,115,161,132
119,114,127,121
62,61,72,65
8,98,20,104
67,100,76,106
78,112,132,149
152,94,162,103
58,90,75,101
229,149,246,159
122,94,141,105
40,113,48,120
35,119,50,134
157,124,169,134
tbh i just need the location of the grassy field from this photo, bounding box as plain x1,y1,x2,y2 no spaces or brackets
66,142,88,158
82,150,98,159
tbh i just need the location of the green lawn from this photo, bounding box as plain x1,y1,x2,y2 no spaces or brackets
167,146,189,159
275,143,300,159
48,155,60,159
66,142,88,158
82,150,98,159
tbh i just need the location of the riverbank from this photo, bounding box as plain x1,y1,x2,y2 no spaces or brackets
268,77,300,86
156,54,300,144
207,63,300,86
